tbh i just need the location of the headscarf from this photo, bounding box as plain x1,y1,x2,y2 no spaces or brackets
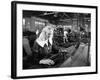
36,25,54,47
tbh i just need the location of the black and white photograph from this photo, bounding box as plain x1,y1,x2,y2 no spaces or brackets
23,11,91,69
11,1,97,79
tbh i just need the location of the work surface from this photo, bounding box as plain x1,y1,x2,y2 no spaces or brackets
60,43,90,67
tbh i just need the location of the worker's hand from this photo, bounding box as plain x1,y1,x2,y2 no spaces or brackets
39,59,55,65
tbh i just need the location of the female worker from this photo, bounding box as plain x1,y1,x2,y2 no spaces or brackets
32,25,64,68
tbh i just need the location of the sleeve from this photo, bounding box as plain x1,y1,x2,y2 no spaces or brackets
49,52,64,64
32,41,40,64
49,42,64,63
32,41,39,53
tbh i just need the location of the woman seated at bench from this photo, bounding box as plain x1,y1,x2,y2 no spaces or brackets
32,25,64,68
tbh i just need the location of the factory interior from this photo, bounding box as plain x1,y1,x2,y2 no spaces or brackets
23,10,91,69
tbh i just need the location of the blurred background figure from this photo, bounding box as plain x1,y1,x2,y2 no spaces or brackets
64,30,68,43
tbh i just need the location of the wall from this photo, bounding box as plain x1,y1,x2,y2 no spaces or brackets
0,0,99,80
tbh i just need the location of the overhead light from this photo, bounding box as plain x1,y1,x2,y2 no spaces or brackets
43,12,54,15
